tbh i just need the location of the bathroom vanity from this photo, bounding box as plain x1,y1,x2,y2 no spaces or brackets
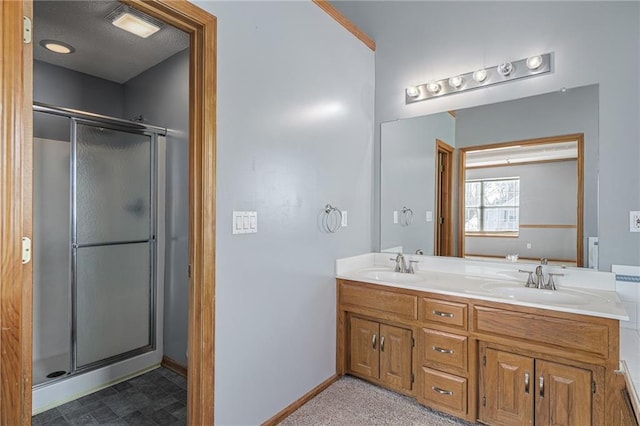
336,254,634,425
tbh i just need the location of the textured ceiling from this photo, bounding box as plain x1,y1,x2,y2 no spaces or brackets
34,1,189,84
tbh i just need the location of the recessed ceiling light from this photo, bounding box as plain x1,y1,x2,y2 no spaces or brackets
40,39,75,54
106,6,163,39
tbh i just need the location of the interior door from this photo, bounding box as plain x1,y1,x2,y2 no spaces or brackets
480,347,534,426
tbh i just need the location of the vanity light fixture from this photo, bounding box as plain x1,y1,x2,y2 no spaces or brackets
106,5,163,38
448,76,464,89
427,82,442,94
406,86,420,97
526,55,543,70
40,40,75,54
497,62,514,77
405,53,552,104
472,69,488,83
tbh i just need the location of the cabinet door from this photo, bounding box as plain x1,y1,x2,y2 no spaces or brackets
379,323,413,392
535,360,592,426
480,347,534,426
349,317,379,379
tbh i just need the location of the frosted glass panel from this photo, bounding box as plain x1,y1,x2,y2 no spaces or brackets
33,129,72,385
76,243,151,367
76,124,151,244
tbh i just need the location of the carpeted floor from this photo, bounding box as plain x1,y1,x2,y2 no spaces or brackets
280,376,476,425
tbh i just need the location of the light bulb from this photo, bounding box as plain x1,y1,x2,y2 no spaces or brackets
448,76,463,89
526,55,543,70
473,69,488,83
406,86,420,97
427,82,441,94
497,62,514,76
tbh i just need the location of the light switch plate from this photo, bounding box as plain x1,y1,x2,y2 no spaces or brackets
233,211,257,234
426,211,433,222
341,211,348,227
393,211,398,224
631,211,640,232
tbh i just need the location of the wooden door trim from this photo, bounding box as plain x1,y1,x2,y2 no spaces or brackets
1,1,33,423
124,1,217,424
458,134,584,266
435,139,454,256
312,0,375,51
1,0,217,424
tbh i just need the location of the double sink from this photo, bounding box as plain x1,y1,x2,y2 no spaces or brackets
354,267,611,307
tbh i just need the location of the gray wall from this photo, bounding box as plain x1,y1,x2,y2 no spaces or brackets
333,1,640,271
192,1,374,424
123,49,190,367
456,86,598,264
33,61,125,141
465,161,578,261
380,112,454,254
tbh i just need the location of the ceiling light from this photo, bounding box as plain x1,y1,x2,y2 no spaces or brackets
526,55,543,70
406,86,420,97
497,62,514,76
473,69,488,83
448,76,463,89
40,39,75,54
427,82,442,94
106,6,163,38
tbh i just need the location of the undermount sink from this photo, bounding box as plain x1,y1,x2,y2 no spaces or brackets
480,283,608,306
358,269,425,283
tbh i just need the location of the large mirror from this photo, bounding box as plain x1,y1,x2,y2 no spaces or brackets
380,84,599,268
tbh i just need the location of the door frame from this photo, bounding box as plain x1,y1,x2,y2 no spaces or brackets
0,1,217,423
435,139,454,257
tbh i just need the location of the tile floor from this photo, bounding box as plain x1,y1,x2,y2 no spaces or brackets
32,367,187,426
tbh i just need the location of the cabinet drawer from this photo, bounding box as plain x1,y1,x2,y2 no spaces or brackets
421,329,468,374
474,306,609,357
419,367,467,416
341,282,417,321
420,298,467,329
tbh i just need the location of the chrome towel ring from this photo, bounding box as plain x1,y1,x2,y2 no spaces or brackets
323,204,343,233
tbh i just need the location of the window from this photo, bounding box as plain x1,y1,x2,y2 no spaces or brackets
465,178,520,233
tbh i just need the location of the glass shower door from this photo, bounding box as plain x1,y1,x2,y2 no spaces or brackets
73,122,155,369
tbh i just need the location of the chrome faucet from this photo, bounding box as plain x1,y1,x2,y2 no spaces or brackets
390,253,407,273
535,265,545,289
519,258,564,290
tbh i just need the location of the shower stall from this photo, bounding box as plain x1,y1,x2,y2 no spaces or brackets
32,103,165,408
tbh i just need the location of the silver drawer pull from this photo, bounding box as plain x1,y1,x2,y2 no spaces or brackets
433,346,454,354
433,310,454,318
432,386,454,396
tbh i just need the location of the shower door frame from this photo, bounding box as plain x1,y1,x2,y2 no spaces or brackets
0,1,217,424
69,117,160,376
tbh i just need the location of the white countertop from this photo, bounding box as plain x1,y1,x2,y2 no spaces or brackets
336,253,628,321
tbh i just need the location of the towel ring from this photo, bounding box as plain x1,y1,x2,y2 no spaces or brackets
323,204,343,233
400,206,413,227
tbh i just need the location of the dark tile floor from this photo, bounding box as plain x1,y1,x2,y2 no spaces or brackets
32,367,187,426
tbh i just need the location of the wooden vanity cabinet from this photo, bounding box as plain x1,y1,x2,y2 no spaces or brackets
479,345,593,426
416,297,473,420
349,316,413,393
337,279,622,425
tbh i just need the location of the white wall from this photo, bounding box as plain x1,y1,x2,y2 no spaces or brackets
191,2,374,424
333,1,640,271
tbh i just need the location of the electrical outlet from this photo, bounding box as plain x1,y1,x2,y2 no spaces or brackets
526,243,532,249
631,211,640,232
